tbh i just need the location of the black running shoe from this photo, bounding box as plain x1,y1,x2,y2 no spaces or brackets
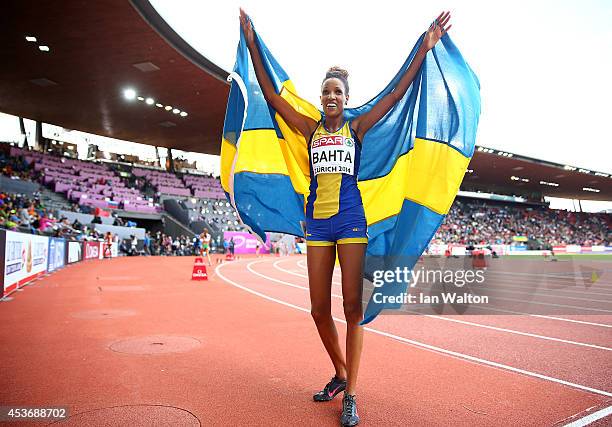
341,393,360,426
313,375,347,402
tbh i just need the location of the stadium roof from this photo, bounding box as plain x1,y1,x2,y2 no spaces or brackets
0,0,229,154
1,1,609,202
463,147,612,202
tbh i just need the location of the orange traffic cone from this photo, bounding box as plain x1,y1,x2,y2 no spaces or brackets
192,257,208,280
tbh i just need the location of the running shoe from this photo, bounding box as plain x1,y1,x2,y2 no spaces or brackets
340,393,360,426
313,375,346,402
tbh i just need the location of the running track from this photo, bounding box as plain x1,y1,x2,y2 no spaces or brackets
0,255,610,426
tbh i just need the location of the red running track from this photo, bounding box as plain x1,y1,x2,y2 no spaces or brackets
0,255,610,426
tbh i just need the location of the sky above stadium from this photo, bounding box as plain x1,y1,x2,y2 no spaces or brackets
150,0,612,174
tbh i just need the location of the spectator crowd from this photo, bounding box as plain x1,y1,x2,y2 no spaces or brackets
137,232,224,257
0,191,109,241
434,199,610,246
3,144,610,249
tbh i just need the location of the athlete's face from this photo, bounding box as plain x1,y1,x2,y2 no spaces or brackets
320,78,348,118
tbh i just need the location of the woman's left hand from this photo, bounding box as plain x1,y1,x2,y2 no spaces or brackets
424,11,452,51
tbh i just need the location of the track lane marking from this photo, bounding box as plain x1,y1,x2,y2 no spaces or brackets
487,269,612,284
247,261,343,299
217,259,612,399
280,258,612,328
299,258,612,285
271,260,611,351
457,283,612,304
273,259,342,287
474,272,612,296
562,405,612,427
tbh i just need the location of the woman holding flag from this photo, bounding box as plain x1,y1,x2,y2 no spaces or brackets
239,9,451,426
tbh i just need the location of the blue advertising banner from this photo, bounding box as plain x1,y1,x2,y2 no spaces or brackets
47,238,66,272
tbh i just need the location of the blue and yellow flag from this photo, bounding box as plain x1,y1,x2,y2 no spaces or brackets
221,25,480,324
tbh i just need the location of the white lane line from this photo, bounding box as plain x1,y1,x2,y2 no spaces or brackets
452,304,612,328
562,405,612,427
480,273,612,296
409,312,612,351
294,258,612,310
529,315,611,328
295,258,342,275
295,258,342,279
467,283,612,304
469,284,611,304
281,259,612,328
297,261,612,325
487,269,612,284
484,295,612,314
484,270,612,289
216,261,612,398
274,259,343,286
490,269,612,278
272,261,611,351
247,261,344,299
487,282,612,299
413,282,612,313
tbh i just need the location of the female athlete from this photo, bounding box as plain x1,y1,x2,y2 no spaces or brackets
200,228,213,266
239,9,451,426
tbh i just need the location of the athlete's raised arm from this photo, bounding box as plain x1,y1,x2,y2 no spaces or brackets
239,9,317,138
352,11,452,142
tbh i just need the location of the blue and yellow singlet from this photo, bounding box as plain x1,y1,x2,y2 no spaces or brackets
304,120,368,245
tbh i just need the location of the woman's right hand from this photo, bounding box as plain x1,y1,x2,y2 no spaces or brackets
239,8,255,47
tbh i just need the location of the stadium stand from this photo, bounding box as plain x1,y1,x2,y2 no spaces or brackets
2,143,609,253
132,167,191,197
182,173,225,199
1,144,234,254
1,146,149,251
434,198,610,247
163,197,245,236
8,147,162,214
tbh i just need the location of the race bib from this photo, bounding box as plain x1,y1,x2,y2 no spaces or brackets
311,134,355,176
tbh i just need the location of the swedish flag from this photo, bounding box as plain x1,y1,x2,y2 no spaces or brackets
221,24,480,324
